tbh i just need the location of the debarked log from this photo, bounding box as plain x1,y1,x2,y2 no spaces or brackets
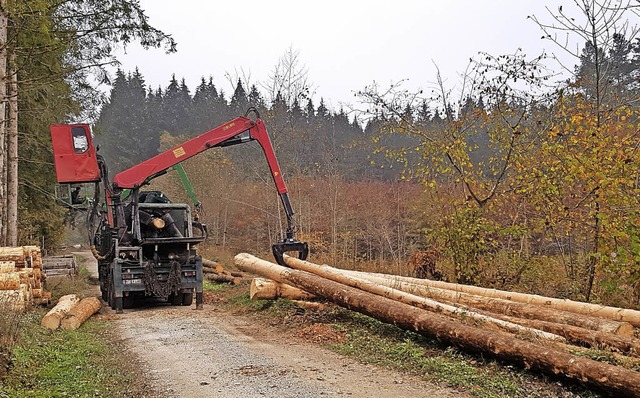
340,270,634,336
250,277,316,301
234,253,640,397
41,294,80,330
60,296,101,330
282,256,564,342
342,270,640,327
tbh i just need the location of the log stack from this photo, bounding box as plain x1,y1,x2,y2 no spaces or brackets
42,255,77,277
0,246,51,310
234,253,640,397
202,258,244,285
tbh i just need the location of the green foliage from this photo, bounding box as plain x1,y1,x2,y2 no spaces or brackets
433,205,498,284
0,314,142,398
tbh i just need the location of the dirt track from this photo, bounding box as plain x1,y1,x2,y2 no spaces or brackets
75,252,465,398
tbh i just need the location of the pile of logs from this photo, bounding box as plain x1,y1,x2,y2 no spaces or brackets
234,253,640,397
203,258,244,285
42,255,77,277
41,294,101,330
0,246,51,310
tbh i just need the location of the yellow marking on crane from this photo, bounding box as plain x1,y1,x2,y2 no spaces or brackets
222,122,235,131
173,147,186,158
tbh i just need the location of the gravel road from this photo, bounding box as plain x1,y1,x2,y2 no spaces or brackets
75,251,465,398
112,307,464,398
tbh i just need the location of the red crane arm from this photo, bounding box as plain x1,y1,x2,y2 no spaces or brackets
112,117,288,194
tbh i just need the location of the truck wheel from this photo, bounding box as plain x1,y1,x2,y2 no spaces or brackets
169,293,182,306
182,292,193,306
123,295,134,309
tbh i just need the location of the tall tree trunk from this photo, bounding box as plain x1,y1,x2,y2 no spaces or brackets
0,1,7,246
6,48,16,245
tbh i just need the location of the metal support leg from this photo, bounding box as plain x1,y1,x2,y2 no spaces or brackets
115,297,123,314
196,292,203,310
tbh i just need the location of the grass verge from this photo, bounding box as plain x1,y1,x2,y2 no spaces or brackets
0,312,151,398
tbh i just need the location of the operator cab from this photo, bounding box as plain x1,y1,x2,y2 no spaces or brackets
54,183,94,210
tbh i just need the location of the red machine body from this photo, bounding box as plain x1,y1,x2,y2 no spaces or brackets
112,116,288,194
50,124,101,183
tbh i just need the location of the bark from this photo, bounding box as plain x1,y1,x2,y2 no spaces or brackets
204,273,240,285
342,270,640,327
0,1,6,246
5,49,16,245
490,311,640,357
60,296,101,330
250,277,316,301
282,257,564,342
202,258,224,273
341,270,634,335
41,294,79,330
234,253,640,397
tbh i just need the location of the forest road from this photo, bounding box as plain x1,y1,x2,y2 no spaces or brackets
75,251,466,398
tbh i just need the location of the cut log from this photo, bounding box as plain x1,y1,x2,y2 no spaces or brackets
339,270,634,336
342,270,640,327
282,257,564,342
202,258,224,273
234,253,640,397
0,290,25,311
250,278,316,301
490,311,640,357
0,261,15,273
204,273,240,285
41,294,79,330
60,296,101,330
0,272,20,290
203,266,220,274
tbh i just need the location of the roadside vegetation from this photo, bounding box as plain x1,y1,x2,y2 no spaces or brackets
0,260,152,398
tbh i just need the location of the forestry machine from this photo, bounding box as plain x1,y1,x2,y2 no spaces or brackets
50,109,309,313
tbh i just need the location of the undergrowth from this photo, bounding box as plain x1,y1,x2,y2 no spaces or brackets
0,312,147,398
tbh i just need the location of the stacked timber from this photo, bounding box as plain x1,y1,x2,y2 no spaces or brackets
0,246,51,310
202,258,244,285
234,253,640,397
42,255,77,277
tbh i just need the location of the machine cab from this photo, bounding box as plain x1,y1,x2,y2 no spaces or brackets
50,124,101,184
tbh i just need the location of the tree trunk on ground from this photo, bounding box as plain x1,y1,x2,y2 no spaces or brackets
204,273,240,285
340,270,634,336
342,270,640,327
41,294,79,330
250,277,316,301
202,258,224,273
489,311,640,357
5,50,16,246
234,253,640,397
60,296,101,330
282,257,564,342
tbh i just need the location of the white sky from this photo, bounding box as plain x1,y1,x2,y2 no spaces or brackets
115,1,589,110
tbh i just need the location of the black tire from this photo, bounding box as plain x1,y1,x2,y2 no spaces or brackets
123,295,134,309
170,293,182,306
182,292,193,306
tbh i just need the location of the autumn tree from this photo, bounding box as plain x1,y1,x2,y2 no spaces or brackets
528,0,640,301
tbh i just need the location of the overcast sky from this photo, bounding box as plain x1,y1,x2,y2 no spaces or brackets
115,1,594,110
